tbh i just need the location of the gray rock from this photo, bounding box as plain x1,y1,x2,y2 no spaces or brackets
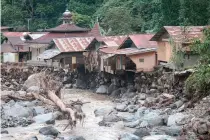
126,105,138,113
197,123,208,134
96,85,108,94
142,111,163,126
139,94,146,100
115,103,127,112
33,113,54,123
46,119,55,125
133,128,150,138
61,136,86,140
120,133,140,140
27,136,38,140
103,114,121,122
149,89,157,94
139,121,149,128
122,92,137,98
174,100,184,108
75,79,86,89
4,103,33,118
94,107,115,117
135,107,147,118
108,84,118,94
122,115,137,122
39,126,60,136
142,135,176,140
167,113,188,126
1,129,8,134
111,88,122,97
124,120,140,128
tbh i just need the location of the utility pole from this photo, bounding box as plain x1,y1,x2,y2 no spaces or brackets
27,18,31,32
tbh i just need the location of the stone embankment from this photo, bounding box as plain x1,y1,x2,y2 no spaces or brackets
1,63,210,140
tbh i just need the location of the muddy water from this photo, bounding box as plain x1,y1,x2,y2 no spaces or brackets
1,89,135,140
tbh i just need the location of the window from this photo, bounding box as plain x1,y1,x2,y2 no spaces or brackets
139,58,144,62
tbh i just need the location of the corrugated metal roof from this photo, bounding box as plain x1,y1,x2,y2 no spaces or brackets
150,26,205,42
3,32,30,37
53,37,94,52
1,26,13,30
129,34,157,48
100,47,156,55
96,36,127,45
37,49,61,59
46,24,90,32
28,32,92,44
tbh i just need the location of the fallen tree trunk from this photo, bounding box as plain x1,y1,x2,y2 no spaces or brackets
23,72,85,129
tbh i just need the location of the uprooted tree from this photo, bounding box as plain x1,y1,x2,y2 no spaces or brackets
22,69,87,130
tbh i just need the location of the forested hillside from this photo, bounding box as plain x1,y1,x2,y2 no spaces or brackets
1,0,210,35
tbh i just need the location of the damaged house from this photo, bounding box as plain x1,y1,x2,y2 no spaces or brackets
150,26,205,68
83,36,126,72
99,34,157,74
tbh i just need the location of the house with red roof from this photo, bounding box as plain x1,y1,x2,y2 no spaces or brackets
1,32,45,63
83,36,127,72
150,26,206,68
1,26,13,32
26,8,101,64
83,34,157,73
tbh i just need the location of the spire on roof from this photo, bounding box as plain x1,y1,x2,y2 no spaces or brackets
61,4,72,24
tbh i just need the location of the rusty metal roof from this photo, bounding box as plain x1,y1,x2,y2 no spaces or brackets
37,49,61,60
53,37,94,52
100,47,156,55
150,26,205,42
1,26,13,30
96,36,127,45
46,24,90,32
128,34,157,48
88,23,101,37
28,32,93,44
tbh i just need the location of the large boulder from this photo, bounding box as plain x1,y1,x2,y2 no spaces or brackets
39,126,60,137
133,128,150,138
167,113,188,126
96,85,108,94
94,107,115,117
115,103,127,112
103,114,121,122
33,113,54,123
120,133,140,140
3,103,33,118
142,111,164,126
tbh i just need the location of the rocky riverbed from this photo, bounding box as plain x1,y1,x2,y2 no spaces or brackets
1,64,210,140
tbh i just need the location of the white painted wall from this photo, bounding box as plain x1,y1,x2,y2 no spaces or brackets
3,53,19,63
31,46,47,61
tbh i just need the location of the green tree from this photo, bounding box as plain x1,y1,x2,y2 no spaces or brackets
185,27,210,98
